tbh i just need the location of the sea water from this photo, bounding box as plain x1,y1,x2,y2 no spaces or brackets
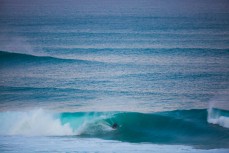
0,0,229,152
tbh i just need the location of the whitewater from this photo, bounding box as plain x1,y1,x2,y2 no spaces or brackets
1,0,229,152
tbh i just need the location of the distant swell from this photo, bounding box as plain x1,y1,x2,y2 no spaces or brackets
0,51,102,65
0,109,229,148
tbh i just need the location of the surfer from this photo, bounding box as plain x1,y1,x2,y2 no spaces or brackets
112,123,119,129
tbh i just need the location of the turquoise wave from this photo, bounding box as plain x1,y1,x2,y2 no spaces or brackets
60,109,229,148
0,108,229,149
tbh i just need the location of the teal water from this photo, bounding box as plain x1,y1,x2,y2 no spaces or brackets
61,109,229,148
0,0,229,152
0,109,229,149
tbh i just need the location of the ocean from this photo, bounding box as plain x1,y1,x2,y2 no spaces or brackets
0,0,229,152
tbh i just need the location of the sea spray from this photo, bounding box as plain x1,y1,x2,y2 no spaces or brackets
0,109,73,136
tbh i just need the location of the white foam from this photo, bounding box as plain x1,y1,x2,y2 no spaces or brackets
1,136,229,153
208,116,229,128
208,109,229,129
0,109,73,136
207,91,229,129
207,101,229,129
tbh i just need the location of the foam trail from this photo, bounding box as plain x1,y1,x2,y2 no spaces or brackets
0,109,73,136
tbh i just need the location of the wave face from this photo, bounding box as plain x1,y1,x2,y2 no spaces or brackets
1,109,229,149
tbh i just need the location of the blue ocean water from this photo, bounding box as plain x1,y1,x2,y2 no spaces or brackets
0,0,229,152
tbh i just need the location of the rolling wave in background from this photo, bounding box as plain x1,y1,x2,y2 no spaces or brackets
0,50,103,65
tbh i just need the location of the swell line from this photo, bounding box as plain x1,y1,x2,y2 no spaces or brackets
0,50,105,65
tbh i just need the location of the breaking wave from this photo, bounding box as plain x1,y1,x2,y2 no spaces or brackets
0,108,229,148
